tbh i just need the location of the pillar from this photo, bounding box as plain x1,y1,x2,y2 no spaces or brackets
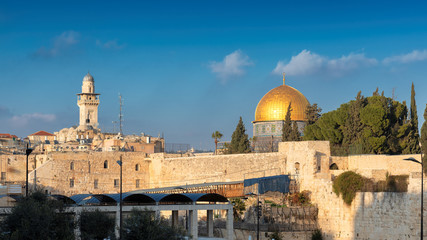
172,210,179,227
188,210,198,239
115,203,120,239
74,210,81,240
207,209,214,237
155,210,161,220
226,207,234,240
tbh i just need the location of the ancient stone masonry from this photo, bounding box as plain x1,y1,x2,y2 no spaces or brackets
1,141,426,239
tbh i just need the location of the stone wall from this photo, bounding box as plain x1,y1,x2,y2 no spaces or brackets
218,229,311,240
29,152,151,195
1,141,426,239
149,152,282,188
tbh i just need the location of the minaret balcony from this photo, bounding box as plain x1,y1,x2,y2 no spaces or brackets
78,99,100,105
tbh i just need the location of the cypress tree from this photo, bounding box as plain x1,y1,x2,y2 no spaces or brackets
282,103,293,141
421,104,427,174
411,83,419,128
409,82,421,153
230,117,251,153
290,121,300,141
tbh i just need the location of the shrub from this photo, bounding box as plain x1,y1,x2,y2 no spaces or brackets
268,231,282,240
311,229,323,240
332,171,364,205
287,190,311,206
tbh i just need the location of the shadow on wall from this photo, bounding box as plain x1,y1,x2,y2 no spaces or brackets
352,191,425,240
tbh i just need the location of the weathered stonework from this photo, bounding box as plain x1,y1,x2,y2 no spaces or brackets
0,141,426,239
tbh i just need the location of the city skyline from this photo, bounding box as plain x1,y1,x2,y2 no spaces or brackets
1,1,427,149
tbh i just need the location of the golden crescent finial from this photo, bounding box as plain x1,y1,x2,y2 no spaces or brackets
282,72,286,85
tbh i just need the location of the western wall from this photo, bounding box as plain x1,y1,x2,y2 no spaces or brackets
0,141,425,239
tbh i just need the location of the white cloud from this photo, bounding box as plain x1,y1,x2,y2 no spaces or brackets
209,50,253,82
32,31,80,58
96,39,125,50
10,113,56,127
383,49,427,64
273,50,378,77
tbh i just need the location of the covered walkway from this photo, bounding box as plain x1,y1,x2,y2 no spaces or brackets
0,192,234,240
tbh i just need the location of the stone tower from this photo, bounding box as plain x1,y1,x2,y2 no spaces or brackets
77,73,100,130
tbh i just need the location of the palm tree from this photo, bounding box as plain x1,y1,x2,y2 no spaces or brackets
212,131,223,155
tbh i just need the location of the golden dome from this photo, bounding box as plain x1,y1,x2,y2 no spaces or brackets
255,83,309,122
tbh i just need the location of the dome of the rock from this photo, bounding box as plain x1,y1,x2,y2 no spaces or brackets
255,83,309,122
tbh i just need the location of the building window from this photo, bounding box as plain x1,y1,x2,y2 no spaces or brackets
135,164,140,171
136,179,140,188
70,179,74,188
114,179,119,188
295,162,300,175
70,161,74,170
0,172,5,181
94,179,98,189
104,160,108,169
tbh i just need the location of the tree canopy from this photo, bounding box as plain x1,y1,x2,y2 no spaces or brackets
212,131,223,154
230,117,251,153
421,104,427,174
0,191,75,240
304,89,420,155
281,103,300,142
122,209,186,240
79,209,116,240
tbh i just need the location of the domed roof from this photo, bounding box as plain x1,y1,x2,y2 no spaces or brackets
255,79,309,122
83,73,94,82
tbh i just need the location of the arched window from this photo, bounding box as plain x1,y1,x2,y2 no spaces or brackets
70,161,74,170
330,163,339,170
104,160,108,169
135,164,140,171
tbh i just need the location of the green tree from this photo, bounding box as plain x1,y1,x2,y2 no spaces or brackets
0,191,75,240
282,103,293,141
305,103,322,125
304,89,411,155
231,198,246,221
211,131,223,155
230,117,251,153
405,82,421,153
79,209,116,240
122,209,186,240
290,121,301,141
421,104,427,174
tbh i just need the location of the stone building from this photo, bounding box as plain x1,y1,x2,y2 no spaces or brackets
50,73,164,154
253,74,309,152
77,72,100,131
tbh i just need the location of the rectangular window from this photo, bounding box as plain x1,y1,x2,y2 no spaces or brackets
114,179,119,188
1,172,6,181
70,179,74,188
94,179,98,189
136,179,140,188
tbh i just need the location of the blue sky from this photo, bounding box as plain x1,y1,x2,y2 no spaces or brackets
1,1,427,150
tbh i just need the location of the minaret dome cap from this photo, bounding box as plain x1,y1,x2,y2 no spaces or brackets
83,72,94,82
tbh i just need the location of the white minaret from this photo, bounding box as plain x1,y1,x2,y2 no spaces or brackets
77,73,100,130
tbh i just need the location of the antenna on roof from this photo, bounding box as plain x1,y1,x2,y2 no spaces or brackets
119,93,123,135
